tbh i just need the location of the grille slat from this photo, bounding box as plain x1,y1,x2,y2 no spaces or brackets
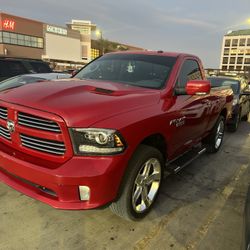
0,107,7,120
18,112,61,133
20,134,66,156
0,125,11,140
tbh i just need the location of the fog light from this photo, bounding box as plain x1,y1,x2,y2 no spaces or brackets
79,186,90,201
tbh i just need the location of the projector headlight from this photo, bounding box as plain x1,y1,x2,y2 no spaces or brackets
69,128,125,155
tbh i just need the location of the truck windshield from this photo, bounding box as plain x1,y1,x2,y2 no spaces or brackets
208,77,240,94
74,54,177,89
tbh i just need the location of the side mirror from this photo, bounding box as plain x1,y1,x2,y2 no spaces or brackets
186,80,211,95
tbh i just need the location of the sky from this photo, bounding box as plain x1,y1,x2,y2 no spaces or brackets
1,0,250,68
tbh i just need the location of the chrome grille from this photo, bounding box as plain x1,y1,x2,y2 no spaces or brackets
20,134,66,155
0,125,11,140
18,112,61,133
0,107,7,120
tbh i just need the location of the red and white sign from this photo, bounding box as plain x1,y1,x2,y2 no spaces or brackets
0,19,16,30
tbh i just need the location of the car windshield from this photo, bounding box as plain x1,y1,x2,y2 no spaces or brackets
74,54,177,89
208,77,240,94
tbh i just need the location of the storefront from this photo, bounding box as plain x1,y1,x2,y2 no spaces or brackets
0,12,44,59
42,24,83,71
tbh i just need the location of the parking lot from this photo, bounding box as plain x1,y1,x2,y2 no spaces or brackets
1,121,250,250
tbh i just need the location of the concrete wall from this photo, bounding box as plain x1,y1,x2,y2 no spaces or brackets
44,33,82,62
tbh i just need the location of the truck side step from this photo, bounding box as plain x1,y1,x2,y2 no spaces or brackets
165,146,207,175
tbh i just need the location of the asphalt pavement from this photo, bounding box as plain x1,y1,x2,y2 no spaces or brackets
1,121,250,250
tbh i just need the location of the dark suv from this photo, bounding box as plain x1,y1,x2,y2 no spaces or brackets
0,58,52,81
208,76,250,132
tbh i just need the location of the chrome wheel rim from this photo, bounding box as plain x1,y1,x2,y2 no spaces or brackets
132,158,161,213
215,120,224,149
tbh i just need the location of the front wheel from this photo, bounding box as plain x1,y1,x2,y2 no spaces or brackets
205,115,225,153
110,145,163,221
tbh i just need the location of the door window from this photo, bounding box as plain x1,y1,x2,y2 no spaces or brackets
176,59,202,94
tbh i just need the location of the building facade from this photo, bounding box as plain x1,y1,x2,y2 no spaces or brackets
42,24,83,71
67,20,96,64
0,12,44,59
220,29,250,72
0,12,145,71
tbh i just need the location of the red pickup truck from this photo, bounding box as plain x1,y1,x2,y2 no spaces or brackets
0,51,233,220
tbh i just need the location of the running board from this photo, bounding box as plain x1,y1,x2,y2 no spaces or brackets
165,147,207,175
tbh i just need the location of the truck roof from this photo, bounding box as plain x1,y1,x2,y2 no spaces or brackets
107,50,197,58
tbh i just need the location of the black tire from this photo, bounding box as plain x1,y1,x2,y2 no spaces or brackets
204,115,225,153
227,112,240,132
242,112,249,122
110,145,164,221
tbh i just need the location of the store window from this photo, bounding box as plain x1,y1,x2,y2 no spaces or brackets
0,31,43,49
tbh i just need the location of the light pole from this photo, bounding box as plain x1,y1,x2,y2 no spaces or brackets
96,29,104,55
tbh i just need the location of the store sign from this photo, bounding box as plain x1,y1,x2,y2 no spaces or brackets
46,25,67,36
0,19,16,30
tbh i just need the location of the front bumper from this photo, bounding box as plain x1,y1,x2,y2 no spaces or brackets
0,142,129,210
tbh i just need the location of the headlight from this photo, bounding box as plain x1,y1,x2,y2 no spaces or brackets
69,128,125,155
232,98,238,106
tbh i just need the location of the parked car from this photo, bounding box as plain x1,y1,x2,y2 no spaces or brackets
0,57,52,81
0,73,71,91
0,51,233,220
208,76,250,132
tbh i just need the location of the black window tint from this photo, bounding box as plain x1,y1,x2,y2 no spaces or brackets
0,61,28,77
29,62,52,73
176,60,202,90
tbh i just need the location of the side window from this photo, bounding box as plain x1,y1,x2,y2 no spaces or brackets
176,60,202,93
7,61,28,76
29,62,52,73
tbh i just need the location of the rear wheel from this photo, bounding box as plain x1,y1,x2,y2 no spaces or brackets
205,116,225,153
110,145,163,221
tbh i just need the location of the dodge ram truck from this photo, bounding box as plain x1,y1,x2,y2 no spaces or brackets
0,51,233,220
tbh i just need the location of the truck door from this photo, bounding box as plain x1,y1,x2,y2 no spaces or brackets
168,59,211,157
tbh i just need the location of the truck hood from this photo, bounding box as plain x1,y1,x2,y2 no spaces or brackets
0,79,160,127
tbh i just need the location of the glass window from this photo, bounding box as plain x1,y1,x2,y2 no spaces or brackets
75,54,177,89
239,39,246,46
208,77,240,94
3,37,10,43
247,39,250,46
0,32,43,49
176,60,202,92
29,62,51,73
224,48,229,55
230,57,236,64
237,57,243,64
232,39,238,46
222,57,228,64
245,58,250,64
225,39,231,47
222,66,228,71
